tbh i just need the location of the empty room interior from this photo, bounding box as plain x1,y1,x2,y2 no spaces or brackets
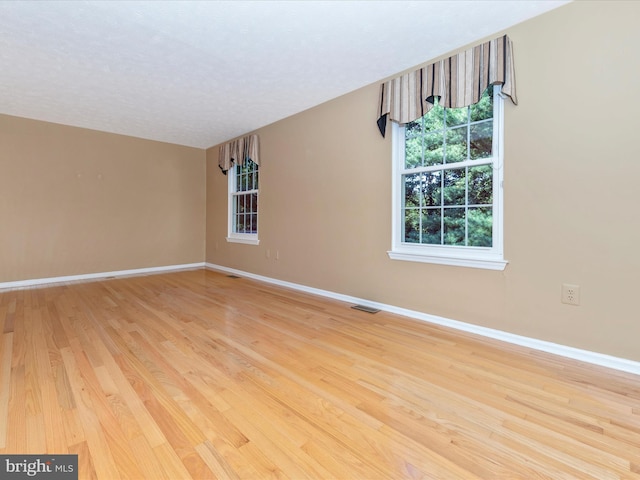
1,1,639,479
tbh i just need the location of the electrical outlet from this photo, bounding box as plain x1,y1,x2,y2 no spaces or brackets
561,284,580,306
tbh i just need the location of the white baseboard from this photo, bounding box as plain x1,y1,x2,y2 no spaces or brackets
205,262,640,377
0,262,206,291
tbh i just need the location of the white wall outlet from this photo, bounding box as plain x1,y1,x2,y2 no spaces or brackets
561,284,580,306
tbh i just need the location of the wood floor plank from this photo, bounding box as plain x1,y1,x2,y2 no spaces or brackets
61,408,85,448
127,435,172,480
152,442,194,480
220,388,331,480
69,440,98,480
0,333,13,449
195,439,243,480
59,344,122,479
0,269,639,479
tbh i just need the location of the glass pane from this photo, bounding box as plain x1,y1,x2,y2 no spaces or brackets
443,207,465,246
236,171,242,191
443,169,465,205
253,170,259,190
249,214,258,234
468,207,492,247
235,214,244,233
250,192,258,214
470,87,493,122
421,171,442,206
425,101,444,132
403,173,421,207
445,105,468,127
403,209,420,243
424,132,444,166
237,195,246,213
470,120,493,160
468,165,493,205
421,209,441,245
445,126,467,163
405,119,422,136
405,135,422,169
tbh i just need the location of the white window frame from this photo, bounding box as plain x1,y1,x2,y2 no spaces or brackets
227,160,260,245
388,85,507,270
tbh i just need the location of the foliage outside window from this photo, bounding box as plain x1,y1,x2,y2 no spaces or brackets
227,159,259,245
389,86,506,270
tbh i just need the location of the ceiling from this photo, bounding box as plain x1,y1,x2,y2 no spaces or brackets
0,1,569,149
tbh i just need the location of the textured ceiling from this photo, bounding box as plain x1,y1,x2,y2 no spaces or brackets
0,1,569,149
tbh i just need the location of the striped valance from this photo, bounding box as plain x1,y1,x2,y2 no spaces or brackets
218,134,260,174
377,35,517,137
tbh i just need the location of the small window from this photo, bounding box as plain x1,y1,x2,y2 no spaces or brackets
389,85,506,270
227,159,259,245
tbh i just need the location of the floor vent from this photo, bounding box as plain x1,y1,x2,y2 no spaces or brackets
351,304,380,314
226,275,241,279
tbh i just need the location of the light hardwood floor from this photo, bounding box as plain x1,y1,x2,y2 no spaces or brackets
0,269,639,479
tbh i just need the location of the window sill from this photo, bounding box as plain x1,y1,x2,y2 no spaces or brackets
387,249,507,271
226,236,260,245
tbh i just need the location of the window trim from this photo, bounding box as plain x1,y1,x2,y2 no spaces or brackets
388,85,507,271
226,161,260,246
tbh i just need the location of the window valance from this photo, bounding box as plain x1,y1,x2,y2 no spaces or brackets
218,134,260,174
377,34,517,137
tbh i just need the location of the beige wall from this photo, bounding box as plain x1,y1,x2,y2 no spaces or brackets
1,115,206,282
207,1,640,362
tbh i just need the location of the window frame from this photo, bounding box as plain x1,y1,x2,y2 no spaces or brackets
226,159,260,245
388,85,507,270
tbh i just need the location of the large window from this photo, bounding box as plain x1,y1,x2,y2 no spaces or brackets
227,159,259,245
389,85,506,270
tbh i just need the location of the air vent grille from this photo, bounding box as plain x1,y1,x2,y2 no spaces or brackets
351,305,380,314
